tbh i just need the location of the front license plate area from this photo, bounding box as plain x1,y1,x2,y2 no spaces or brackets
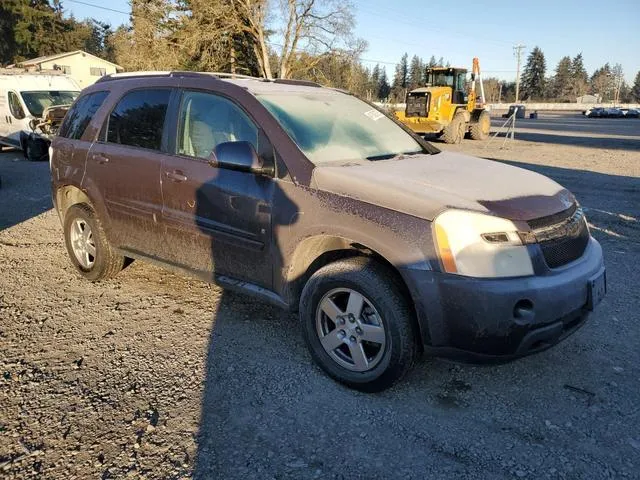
587,269,606,311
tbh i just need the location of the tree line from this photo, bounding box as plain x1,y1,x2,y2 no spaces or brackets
2,1,639,104
516,47,639,103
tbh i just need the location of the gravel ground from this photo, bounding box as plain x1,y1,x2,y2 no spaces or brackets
1,115,639,479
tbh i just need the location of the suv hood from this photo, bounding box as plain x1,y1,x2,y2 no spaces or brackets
311,152,575,222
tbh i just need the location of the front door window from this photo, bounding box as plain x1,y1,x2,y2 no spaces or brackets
8,91,25,119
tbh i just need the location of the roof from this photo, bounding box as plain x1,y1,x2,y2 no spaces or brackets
224,78,336,95
19,50,122,69
96,71,335,95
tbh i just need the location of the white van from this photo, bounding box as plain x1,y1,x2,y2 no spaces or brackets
0,70,80,160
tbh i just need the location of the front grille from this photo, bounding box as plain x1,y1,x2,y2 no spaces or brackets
527,203,577,230
405,92,430,117
532,207,590,268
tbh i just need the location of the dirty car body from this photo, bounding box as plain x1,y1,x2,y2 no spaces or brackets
50,72,606,391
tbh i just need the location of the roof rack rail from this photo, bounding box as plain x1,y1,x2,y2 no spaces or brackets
204,71,264,80
273,78,322,88
94,70,324,88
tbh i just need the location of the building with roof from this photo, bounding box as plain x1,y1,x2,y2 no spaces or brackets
13,50,122,88
576,94,600,104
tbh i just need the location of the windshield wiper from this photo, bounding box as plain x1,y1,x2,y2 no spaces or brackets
366,150,423,161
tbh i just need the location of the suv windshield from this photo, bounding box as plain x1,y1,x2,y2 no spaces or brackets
20,90,79,117
258,92,428,165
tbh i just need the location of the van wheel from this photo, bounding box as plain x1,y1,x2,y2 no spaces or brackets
25,136,48,161
441,112,466,144
63,204,124,281
299,257,418,392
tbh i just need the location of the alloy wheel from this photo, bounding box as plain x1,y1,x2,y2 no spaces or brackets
315,288,386,372
70,218,96,269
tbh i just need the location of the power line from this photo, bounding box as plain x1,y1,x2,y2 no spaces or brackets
65,0,130,16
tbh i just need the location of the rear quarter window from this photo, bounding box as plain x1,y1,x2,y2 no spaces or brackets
59,91,109,140
105,89,171,151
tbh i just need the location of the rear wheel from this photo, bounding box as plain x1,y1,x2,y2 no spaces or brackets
299,257,418,392
469,110,491,140
441,112,466,144
63,204,125,281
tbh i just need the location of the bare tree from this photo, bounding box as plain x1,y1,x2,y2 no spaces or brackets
231,0,354,79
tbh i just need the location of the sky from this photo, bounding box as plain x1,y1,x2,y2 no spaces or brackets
63,0,640,83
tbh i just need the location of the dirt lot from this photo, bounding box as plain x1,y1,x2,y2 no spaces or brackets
1,113,639,479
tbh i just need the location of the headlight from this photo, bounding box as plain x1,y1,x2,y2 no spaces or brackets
434,209,534,278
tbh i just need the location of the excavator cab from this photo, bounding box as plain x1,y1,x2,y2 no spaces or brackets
426,67,468,104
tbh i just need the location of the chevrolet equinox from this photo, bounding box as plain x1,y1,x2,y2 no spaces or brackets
50,72,606,392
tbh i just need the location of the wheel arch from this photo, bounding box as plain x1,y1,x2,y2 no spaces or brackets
455,107,471,123
55,185,93,221
284,235,426,347
55,184,110,233
470,108,488,122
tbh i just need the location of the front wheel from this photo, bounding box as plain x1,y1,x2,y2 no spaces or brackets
299,257,418,392
441,112,466,144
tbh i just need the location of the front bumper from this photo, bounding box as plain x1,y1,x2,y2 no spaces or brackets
401,237,605,362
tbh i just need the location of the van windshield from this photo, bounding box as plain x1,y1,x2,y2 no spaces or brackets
20,90,80,117
257,92,432,165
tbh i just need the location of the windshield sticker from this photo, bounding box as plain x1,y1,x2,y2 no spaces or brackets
364,109,385,121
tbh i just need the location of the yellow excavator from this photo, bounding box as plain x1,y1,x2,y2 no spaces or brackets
395,58,490,144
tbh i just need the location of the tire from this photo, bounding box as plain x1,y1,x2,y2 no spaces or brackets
469,110,490,140
63,204,125,281
25,136,48,162
299,257,418,392
440,112,466,144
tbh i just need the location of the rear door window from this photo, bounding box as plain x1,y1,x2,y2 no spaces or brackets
59,91,109,140
106,89,171,151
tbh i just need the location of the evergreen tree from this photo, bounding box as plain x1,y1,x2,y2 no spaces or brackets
390,53,408,102
391,53,408,89
437,56,444,67
377,67,390,100
570,53,589,97
552,56,572,101
427,55,437,67
631,71,640,102
407,55,423,89
521,46,546,100
368,64,381,100
618,81,631,103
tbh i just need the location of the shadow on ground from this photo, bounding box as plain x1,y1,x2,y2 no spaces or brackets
502,132,640,151
0,150,52,230
191,158,638,478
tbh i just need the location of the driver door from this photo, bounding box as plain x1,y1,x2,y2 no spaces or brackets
160,90,273,288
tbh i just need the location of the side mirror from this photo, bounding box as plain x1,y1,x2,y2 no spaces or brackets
210,141,273,176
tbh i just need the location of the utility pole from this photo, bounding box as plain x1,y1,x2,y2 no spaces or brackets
513,44,525,103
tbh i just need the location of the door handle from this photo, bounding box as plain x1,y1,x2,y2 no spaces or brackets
165,170,187,182
92,153,110,164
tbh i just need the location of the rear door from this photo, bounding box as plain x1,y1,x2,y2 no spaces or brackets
85,87,173,256
160,89,274,287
